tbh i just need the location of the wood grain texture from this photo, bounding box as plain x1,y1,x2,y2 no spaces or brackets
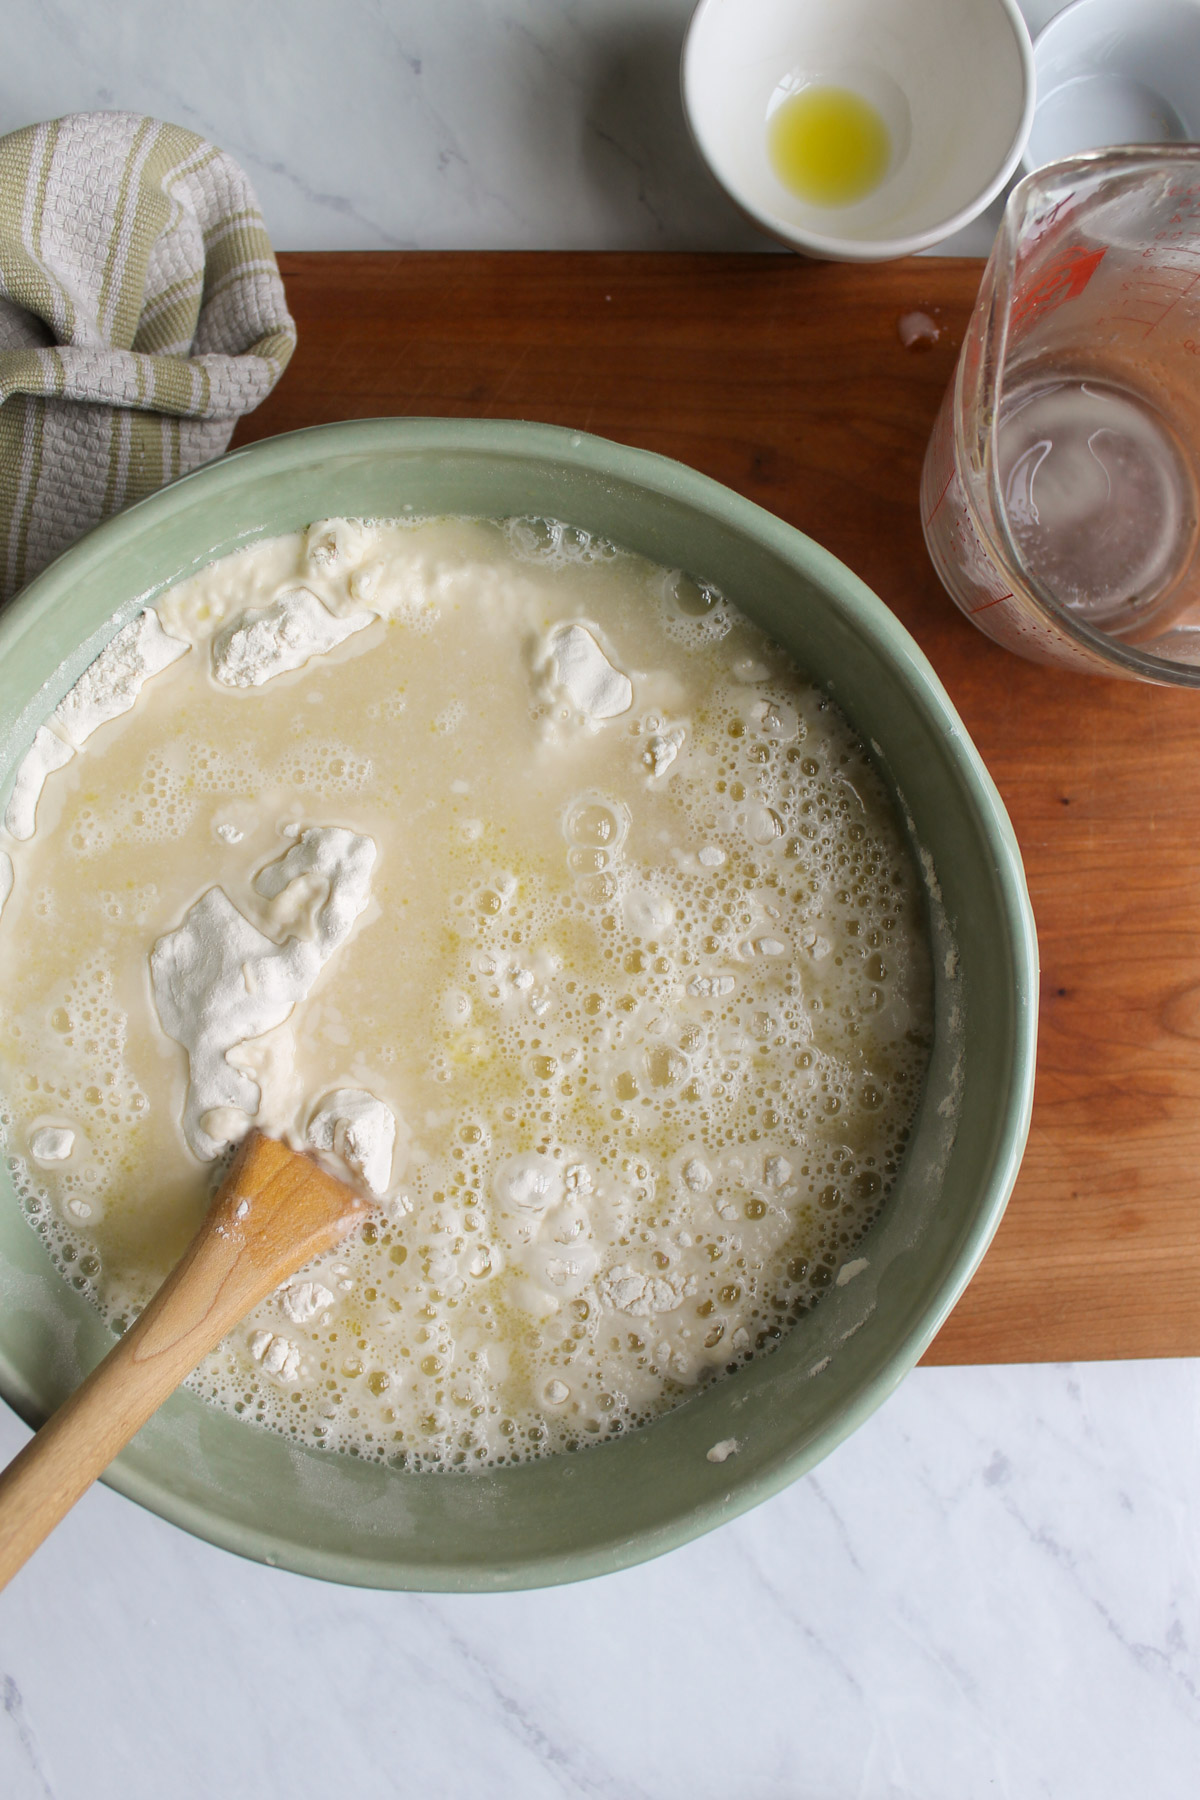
0,1134,366,1589
233,251,1200,1364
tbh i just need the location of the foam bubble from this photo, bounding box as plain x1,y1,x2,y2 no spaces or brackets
504,516,619,569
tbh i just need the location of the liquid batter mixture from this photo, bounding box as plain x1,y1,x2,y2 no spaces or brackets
0,516,934,1469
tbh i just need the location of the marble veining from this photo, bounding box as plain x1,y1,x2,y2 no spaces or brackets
1,1360,1197,1798
0,1,1062,257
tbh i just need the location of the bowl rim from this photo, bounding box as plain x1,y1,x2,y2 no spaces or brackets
0,417,1039,1589
679,0,1037,261
1019,0,1200,178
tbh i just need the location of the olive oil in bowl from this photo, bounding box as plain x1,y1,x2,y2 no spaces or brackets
768,86,891,207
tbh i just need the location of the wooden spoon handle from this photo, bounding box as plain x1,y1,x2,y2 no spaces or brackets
0,1132,367,1592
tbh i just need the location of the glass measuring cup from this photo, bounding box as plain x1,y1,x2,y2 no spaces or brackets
922,145,1200,682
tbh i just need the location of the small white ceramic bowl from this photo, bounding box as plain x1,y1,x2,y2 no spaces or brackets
681,0,1035,261
1023,0,1200,174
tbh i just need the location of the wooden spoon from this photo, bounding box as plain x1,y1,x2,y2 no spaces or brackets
0,1130,369,1591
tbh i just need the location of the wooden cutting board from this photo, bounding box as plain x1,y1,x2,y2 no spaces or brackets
233,251,1200,1365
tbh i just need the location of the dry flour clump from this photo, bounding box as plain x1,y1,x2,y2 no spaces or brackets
213,587,375,687
150,828,376,1161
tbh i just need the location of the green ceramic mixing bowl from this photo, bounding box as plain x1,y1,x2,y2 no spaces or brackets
0,418,1037,1590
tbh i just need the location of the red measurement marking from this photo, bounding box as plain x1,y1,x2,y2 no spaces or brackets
922,468,954,529
1010,244,1107,331
1036,192,1076,233
1141,269,1200,337
969,592,1014,614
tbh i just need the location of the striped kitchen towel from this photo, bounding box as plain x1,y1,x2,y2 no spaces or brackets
0,112,296,602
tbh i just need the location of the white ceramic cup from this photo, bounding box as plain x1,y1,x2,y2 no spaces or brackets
681,0,1035,261
1023,0,1200,174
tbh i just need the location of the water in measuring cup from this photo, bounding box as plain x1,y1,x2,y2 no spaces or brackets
996,376,1199,640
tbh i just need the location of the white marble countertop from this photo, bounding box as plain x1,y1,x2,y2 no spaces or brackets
1,2,1199,1795
1,0,1065,257
3,1360,1198,1799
